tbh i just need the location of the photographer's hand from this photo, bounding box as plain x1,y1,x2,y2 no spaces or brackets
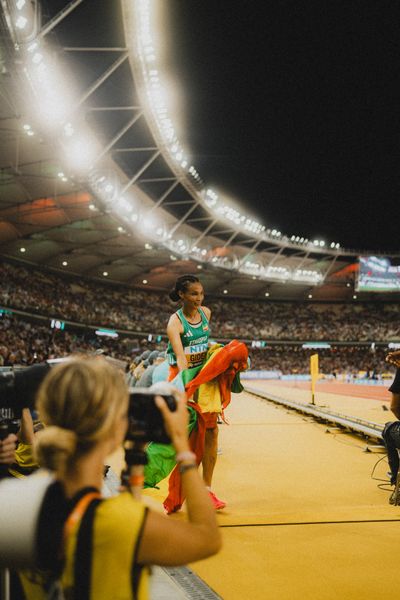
0,433,17,464
139,391,221,566
155,391,190,453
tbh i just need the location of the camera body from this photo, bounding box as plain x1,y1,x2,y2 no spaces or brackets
127,382,177,444
0,362,178,444
0,364,50,438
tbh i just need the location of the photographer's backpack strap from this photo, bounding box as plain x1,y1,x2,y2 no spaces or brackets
62,492,102,600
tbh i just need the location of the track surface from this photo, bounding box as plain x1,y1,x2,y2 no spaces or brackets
110,381,398,599
267,379,391,401
187,384,398,599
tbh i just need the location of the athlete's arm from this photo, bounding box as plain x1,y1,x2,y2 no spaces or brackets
167,314,188,372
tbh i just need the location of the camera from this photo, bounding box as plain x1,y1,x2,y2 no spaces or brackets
0,362,178,444
0,364,50,440
127,382,178,444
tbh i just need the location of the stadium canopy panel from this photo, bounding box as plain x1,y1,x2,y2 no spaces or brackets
0,0,399,302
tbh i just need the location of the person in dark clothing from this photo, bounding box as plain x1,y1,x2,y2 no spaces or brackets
382,351,400,504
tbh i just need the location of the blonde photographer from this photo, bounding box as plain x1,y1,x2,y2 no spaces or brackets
17,356,221,599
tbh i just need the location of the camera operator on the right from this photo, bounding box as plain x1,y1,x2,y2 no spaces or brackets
382,350,400,504
0,356,222,600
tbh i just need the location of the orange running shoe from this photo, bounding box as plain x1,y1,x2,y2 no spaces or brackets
209,491,226,510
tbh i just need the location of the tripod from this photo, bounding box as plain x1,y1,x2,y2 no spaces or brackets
121,439,148,500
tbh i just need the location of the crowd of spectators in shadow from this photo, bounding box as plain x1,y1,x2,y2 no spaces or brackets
1,260,399,375
249,345,394,377
0,313,394,376
1,261,400,343
0,314,151,367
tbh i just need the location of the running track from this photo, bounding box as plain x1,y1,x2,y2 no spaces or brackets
266,379,391,401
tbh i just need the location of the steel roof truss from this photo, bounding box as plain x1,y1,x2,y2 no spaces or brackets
168,202,199,237
74,53,129,110
39,0,85,39
92,112,143,165
121,151,161,195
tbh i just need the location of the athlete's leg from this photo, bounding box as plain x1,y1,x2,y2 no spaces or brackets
202,426,218,488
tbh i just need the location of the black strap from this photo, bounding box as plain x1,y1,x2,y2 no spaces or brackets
131,507,149,600
73,497,102,600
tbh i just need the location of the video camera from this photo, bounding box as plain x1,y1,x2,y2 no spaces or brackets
0,364,50,440
0,361,177,443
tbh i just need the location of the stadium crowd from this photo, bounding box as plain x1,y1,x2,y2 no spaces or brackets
1,261,400,342
249,345,392,377
1,260,399,375
0,313,394,376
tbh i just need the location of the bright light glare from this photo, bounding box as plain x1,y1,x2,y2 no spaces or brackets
25,49,75,129
64,137,98,171
15,16,28,29
16,0,26,9
32,52,43,64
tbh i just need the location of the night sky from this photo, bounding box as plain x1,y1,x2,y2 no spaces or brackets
167,1,400,253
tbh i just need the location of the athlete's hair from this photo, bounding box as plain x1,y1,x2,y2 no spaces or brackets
35,356,128,476
169,274,200,302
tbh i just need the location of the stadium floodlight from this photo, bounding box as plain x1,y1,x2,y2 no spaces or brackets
293,269,323,284
63,135,98,172
62,261,68,267
165,235,191,256
22,45,76,130
15,16,28,29
20,247,26,253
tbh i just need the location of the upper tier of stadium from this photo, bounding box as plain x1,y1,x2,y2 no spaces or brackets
0,1,399,303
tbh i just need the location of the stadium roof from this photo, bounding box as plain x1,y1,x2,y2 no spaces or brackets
0,1,398,302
